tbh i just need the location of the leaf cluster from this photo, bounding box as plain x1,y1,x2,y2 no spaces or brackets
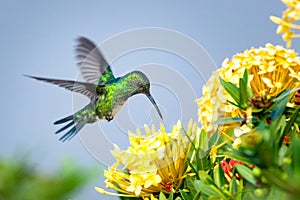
0,157,94,200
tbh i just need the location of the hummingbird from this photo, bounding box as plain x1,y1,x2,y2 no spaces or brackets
27,37,163,142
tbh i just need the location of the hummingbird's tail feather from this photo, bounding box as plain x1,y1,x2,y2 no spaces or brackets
55,121,74,134
58,119,87,142
54,115,74,125
54,103,96,142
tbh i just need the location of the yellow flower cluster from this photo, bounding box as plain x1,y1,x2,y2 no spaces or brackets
95,120,199,199
270,0,300,47
197,43,300,134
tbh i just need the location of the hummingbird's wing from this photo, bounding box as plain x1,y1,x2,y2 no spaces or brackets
25,75,97,100
75,37,115,84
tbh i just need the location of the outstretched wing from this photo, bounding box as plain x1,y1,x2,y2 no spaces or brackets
75,37,115,84
26,75,97,100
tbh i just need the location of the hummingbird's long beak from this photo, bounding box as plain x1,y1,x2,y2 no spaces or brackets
146,93,163,119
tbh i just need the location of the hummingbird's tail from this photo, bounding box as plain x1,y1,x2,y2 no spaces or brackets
54,104,96,142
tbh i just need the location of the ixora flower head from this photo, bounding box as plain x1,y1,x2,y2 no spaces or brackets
197,43,300,133
270,0,300,47
95,120,199,199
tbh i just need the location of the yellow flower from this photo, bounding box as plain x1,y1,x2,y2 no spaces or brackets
197,44,300,134
95,120,200,199
270,0,300,47
232,125,251,149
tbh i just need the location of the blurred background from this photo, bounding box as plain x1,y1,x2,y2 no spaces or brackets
1,0,299,199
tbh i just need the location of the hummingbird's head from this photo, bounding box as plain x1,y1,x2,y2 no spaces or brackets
127,71,150,94
125,71,163,119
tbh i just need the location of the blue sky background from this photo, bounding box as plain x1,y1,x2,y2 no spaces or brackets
1,0,299,199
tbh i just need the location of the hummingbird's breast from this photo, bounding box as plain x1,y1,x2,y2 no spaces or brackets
111,102,126,117
94,82,131,121
110,90,131,117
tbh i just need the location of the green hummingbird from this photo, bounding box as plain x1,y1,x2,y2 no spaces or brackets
27,37,163,142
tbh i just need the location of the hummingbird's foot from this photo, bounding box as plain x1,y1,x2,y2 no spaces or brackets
105,115,113,121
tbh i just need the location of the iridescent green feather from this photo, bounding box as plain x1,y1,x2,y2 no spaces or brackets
99,66,115,84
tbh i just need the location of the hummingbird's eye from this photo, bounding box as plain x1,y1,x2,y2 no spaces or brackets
137,81,143,88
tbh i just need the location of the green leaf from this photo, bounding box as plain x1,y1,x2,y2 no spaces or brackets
266,185,289,200
224,151,253,165
236,178,243,200
242,69,248,86
229,177,238,196
251,107,264,113
208,129,220,149
227,99,241,108
273,88,299,102
194,179,229,199
168,192,174,200
261,170,300,197
199,129,208,152
179,190,192,200
193,191,202,200
191,130,210,171
197,184,219,197
210,185,230,199
270,94,289,120
212,117,245,125
234,164,257,186
159,192,168,200
264,90,289,113
193,179,203,189
213,164,226,188
208,196,223,200
184,176,198,196
266,89,298,115
239,80,248,109
290,135,300,180
220,77,240,104
198,150,211,171
282,106,300,138
278,145,288,166
198,170,215,185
